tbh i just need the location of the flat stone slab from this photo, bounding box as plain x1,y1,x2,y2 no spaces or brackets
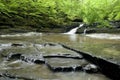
3,43,99,73
45,57,89,72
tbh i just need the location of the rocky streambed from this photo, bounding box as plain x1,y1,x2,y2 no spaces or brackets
0,33,120,80
0,42,110,80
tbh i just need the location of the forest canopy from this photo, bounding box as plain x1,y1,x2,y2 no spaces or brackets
0,0,120,28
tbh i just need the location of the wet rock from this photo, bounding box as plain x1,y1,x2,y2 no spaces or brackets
7,53,22,60
6,53,45,64
34,60,45,64
0,73,34,80
110,20,120,28
93,57,120,80
48,65,82,72
34,44,43,48
64,22,80,32
82,64,98,73
21,54,45,64
60,44,120,79
45,58,88,72
43,53,85,72
43,43,57,47
44,54,83,59
11,43,24,47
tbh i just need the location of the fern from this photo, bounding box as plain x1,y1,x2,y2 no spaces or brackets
0,0,120,28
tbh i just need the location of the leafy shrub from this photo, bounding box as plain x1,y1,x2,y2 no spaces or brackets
0,0,120,28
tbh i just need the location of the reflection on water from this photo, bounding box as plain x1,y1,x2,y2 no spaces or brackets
65,34,77,42
0,60,110,80
0,32,119,80
0,60,109,80
39,33,120,63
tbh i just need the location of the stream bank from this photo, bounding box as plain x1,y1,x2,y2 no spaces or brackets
0,21,120,34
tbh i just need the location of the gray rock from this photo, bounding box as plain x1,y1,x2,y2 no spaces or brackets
45,57,88,72
82,64,98,73
21,54,45,64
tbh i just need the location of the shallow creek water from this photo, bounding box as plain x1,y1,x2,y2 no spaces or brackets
0,32,120,80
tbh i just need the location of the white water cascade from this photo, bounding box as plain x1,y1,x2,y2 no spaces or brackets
64,24,84,34
83,28,87,35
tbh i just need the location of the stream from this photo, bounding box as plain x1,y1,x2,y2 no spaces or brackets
0,32,120,80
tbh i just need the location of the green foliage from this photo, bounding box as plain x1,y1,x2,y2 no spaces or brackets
78,0,120,27
0,0,120,28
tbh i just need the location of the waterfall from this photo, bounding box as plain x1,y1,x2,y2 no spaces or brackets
64,24,84,34
83,28,87,35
